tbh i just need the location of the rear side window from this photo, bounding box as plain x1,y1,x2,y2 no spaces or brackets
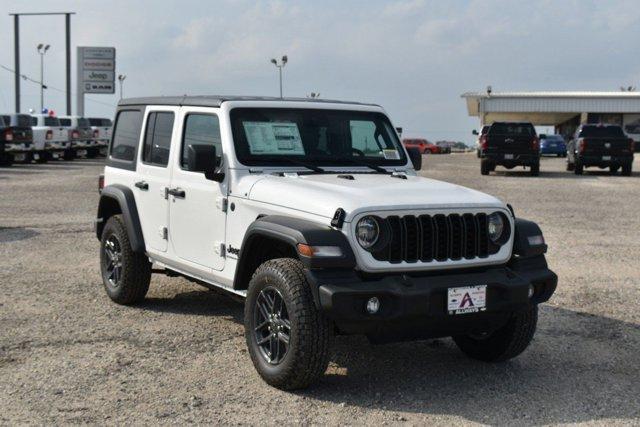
489,123,535,136
59,118,71,126
181,114,222,170
579,126,625,138
142,112,175,167
110,110,143,162
0,116,8,126
45,117,60,126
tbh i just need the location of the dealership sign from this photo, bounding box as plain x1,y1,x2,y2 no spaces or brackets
76,46,116,114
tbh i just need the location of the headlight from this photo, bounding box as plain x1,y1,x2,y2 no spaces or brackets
356,216,379,249
487,212,506,243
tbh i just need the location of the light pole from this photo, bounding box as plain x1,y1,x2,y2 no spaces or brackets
37,43,50,111
117,74,126,100
270,55,287,98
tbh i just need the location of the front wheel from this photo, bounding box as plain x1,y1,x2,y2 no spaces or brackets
244,258,331,390
453,305,538,362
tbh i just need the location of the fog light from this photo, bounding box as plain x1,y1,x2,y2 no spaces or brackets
528,285,535,299
366,297,380,314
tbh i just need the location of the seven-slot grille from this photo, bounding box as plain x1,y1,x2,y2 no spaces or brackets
371,213,491,263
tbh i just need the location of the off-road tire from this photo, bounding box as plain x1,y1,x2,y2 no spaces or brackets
574,161,583,175
35,152,49,164
480,159,491,175
100,214,151,305
453,305,538,362
621,164,632,176
63,149,75,161
530,162,540,176
244,258,331,390
87,147,99,159
0,154,13,167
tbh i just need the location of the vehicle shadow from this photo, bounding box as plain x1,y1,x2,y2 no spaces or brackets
137,287,640,424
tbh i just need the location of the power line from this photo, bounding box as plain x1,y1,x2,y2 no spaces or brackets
0,63,116,109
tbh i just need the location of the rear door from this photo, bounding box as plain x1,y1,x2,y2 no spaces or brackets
487,123,536,154
134,107,177,253
168,108,227,271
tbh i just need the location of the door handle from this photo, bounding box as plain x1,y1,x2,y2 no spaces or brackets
134,181,149,190
167,187,186,198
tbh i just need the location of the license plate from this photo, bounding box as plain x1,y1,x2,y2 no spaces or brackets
448,285,487,315
504,154,514,160
14,153,26,161
99,147,108,155
52,153,59,159
77,149,87,156
602,156,611,161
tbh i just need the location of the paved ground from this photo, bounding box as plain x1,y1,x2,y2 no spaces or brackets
1,155,639,425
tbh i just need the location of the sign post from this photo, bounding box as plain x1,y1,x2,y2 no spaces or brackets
76,46,115,116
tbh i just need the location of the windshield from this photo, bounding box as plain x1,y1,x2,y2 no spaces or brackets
580,125,625,138
230,108,407,167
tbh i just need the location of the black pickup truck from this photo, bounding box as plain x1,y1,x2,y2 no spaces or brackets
567,124,634,176
0,114,33,165
476,122,540,176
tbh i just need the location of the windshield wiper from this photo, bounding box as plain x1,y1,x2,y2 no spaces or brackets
341,158,390,174
261,156,325,173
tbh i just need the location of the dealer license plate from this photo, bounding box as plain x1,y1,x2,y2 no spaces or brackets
504,154,514,160
77,149,87,156
447,285,487,315
602,156,611,161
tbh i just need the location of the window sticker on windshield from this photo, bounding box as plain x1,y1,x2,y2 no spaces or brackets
243,122,305,155
382,149,400,160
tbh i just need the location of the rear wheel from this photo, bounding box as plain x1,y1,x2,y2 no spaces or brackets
480,159,492,175
63,149,75,161
100,215,151,305
35,151,49,164
530,162,540,176
621,163,632,176
609,165,620,175
245,258,331,390
453,305,538,362
574,161,583,175
87,147,99,158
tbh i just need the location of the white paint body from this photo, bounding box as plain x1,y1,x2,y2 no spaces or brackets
103,100,514,296
30,114,68,155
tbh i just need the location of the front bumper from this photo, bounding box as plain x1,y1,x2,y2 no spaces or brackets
310,255,556,341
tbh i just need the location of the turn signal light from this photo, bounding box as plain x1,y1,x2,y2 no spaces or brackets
297,244,343,258
578,139,587,153
479,134,488,150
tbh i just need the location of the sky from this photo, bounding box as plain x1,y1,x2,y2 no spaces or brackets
1,0,639,144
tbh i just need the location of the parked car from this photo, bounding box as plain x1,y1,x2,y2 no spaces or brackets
402,138,440,154
59,115,97,159
30,114,70,162
89,117,113,156
0,113,33,165
96,95,557,390
474,125,490,158
567,124,634,175
477,122,540,176
539,134,567,157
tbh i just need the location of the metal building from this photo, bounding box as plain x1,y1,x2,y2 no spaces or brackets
462,91,640,143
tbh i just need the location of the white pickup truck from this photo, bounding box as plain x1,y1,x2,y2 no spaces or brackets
59,115,97,159
88,117,113,156
30,114,71,162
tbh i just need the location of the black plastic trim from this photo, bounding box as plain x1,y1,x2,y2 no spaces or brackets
96,184,146,253
513,217,547,258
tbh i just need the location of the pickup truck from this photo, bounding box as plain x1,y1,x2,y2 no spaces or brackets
30,114,70,162
0,113,33,164
567,124,634,175
59,116,96,159
88,117,113,156
476,122,540,176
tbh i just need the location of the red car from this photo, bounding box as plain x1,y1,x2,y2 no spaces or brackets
402,138,440,154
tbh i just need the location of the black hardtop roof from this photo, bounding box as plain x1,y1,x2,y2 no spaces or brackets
118,95,380,108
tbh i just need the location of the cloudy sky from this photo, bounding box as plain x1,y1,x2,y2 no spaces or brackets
1,0,639,143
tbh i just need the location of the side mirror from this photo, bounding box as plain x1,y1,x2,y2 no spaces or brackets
187,144,224,182
472,129,479,136
539,134,547,139
406,147,422,171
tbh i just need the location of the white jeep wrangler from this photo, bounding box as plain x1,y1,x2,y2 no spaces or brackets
96,96,557,390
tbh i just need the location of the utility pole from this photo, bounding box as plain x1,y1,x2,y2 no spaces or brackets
270,55,288,98
37,44,50,111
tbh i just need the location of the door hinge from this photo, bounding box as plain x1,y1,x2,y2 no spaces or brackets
161,227,168,240
216,196,228,212
215,242,226,257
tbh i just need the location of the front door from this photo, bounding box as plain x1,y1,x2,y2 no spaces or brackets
135,108,177,252
168,110,226,271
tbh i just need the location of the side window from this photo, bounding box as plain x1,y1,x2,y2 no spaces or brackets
110,110,143,162
181,114,222,170
142,112,175,167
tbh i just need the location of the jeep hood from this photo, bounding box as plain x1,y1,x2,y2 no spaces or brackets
246,173,505,222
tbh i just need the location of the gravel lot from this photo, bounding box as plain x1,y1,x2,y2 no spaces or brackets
1,155,639,425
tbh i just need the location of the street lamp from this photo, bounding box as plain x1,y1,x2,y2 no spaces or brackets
270,55,288,98
36,43,50,111
117,74,126,100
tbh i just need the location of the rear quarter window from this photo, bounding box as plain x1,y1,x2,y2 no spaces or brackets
17,115,32,127
109,110,143,163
